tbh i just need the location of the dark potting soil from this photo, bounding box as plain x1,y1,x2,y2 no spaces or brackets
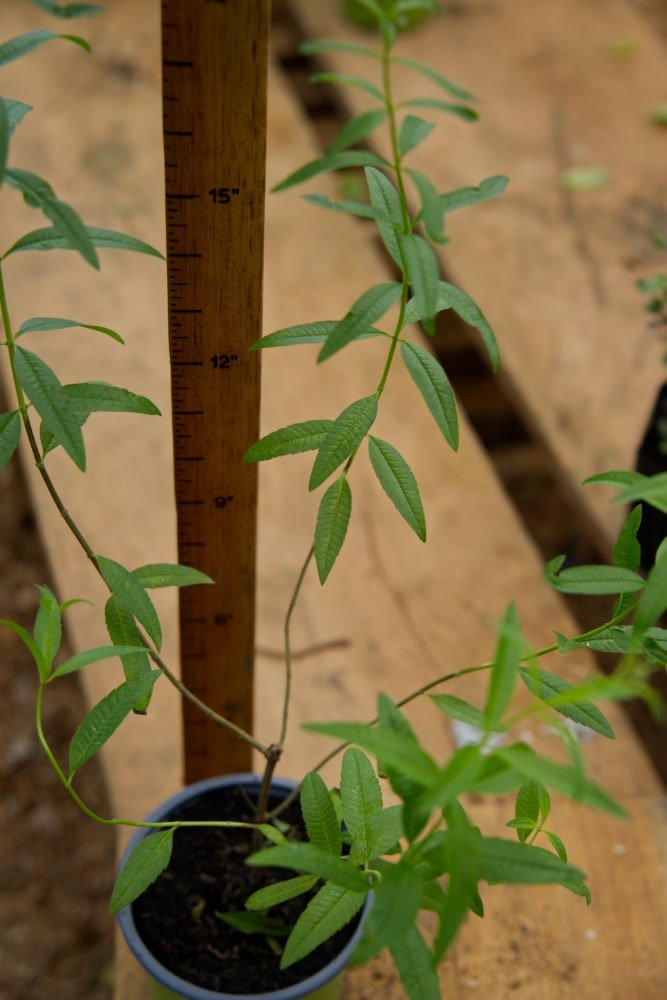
132,784,364,995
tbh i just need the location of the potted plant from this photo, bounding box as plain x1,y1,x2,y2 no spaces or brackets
1,1,666,998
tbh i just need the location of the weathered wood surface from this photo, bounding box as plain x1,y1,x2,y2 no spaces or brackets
0,1,665,997
287,0,667,550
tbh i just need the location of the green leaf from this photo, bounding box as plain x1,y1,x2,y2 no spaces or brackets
301,193,379,222
97,556,162,650
314,474,352,584
634,551,667,636
436,282,499,371
408,168,446,243
4,168,98,267
310,395,378,490
389,925,440,1000
484,603,522,732
545,830,567,862
398,114,435,158
414,745,483,817
17,316,124,344
108,829,174,914
357,862,422,959
244,420,333,463
518,665,615,739
400,341,458,450
497,744,626,816
560,167,608,191
50,644,147,679
514,782,541,843
318,283,402,362
0,99,32,138
0,29,90,67
545,562,645,595
341,748,384,866
216,910,289,936
4,225,163,260
583,469,667,512
273,150,390,194
365,167,405,269
245,874,319,911
29,1,103,17
305,721,440,788
400,97,478,122
613,506,642,571
34,585,62,676
376,694,425,804
247,843,368,892
368,435,425,540
131,563,213,590
370,805,403,857
0,412,21,471
104,595,152,695
0,100,8,185
399,233,440,322
251,320,384,350
300,38,379,59
14,347,85,469
440,175,509,214
329,109,388,153
300,772,342,857
392,55,475,101
477,836,583,886
0,617,47,680
281,883,366,970
310,71,384,102
69,672,159,777
429,693,496,731
433,801,481,959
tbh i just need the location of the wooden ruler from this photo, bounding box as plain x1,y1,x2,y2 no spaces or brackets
160,0,270,782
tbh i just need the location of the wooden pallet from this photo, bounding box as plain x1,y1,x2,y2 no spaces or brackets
1,1,665,997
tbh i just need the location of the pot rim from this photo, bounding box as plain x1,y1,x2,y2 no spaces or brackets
116,773,371,1000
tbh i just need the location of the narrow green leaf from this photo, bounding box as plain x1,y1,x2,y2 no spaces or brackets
398,114,435,158
4,168,98,267
245,875,318,911
370,805,403,858
0,29,90,67
251,320,384,350
0,617,47,679
244,420,333,463
314,475,352,584
329,109,388,153
614,472,667,512
514,782,541,842
393,55,475,101
477,836,583,886
29,1,103,17
545,830,567,862
0,412,21,470
358,862,422,959
281,883,366,970
310,395,378,490
64,382,160,417
302,194,377,221
340,748,383,866
14,347,85,469
518,666,615,739
613,506,643,571
399,232,440,321
0,99,32,138
108,829,173,915
97,556,162,650
272,150,390,194
400,97,478,122
17,316,124,344
310,71,384,102
305,721,440,788
368,435,425,540
407,168,446,243
545,562,645,596
300,772,342,858
318,283,402,362
51,644,147,679
400,341,458,449
34,585,62,676
484,603,522,732
0,100,8,184
132,563,214,590
300,38,379,59
415,745,483,816
104,595,152,693
436,281,499,371
389,925,440,1000
217,911,289,936
429,693,493,731
441,175,509,214
433,801,481,959
247,843,368,892
376,695,424,804
69,672,159,777
4,225,163,260
634,551,667,635
365,167,405,268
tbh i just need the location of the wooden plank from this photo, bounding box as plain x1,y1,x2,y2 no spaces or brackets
286,0,667,550
0,2,665,998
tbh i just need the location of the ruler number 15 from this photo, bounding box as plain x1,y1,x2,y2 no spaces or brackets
209,187,239,205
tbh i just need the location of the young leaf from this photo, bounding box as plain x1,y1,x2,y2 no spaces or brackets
429,693,496,731
392,55,475,101
50,644,147,679
281,883,366,970
29,1,103,17
0,29,90,68
368,435,426,540
131,564,214,590
484,603,522,732
398,114,435,158
399,233,440,322
518,665,615,739
309,395,378,490
310,71,384,103
104,595,152,693
69,672,160,777
0,98,32,138
318,283,402,362
545,830,567,862
14,347,85,469
247,843,368,892
245,874,319,911
329,109,389,153
0,412,21,471
4,225,163,260
340,748,384,866
244,420,333,463
441,175,509,214
365,167,405,269
251,320,384,350
407,168,446,243
16,316,124,344
400,97,478,122
545,562,645,596
34,585,62,676
389,924,440,1000
273,150,390,194
314,474,352,584
0,617,47,680
613,506,642,571
97,556,162,650
108,829,174,915
300,772,342,858
400,341,458,449
4,168,98,268
477,836,583,886
513,782,541,844
217,911,289,936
